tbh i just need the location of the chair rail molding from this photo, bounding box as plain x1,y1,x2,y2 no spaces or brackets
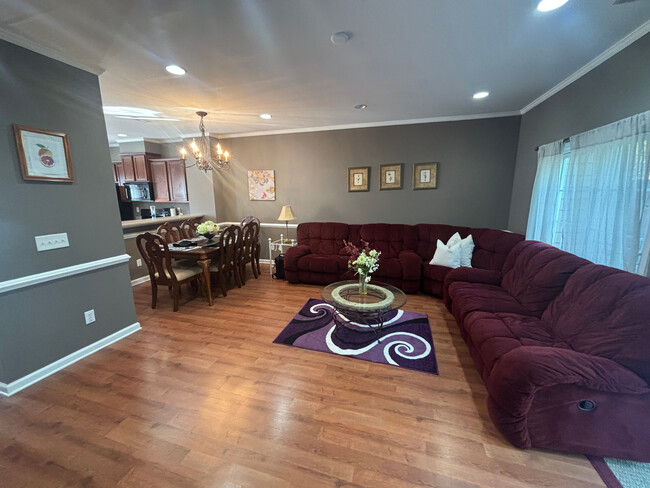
0,254,131,295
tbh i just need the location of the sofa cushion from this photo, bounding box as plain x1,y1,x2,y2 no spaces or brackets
374,257,403,279
297,222,349,255
463,312,569,376
500,241,590,316
471,228,524,270
360,224,418,259
296,254,349,274
543,264,650,383
447,282,535,323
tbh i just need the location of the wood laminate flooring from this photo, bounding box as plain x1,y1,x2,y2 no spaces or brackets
0,268,605,487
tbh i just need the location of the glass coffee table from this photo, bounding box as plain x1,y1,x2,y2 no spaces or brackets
321,280,407,341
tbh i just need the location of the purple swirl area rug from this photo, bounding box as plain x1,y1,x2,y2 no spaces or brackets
273,298,438,375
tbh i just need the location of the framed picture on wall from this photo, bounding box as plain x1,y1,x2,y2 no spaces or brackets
413,162,438,190
13,124,74,182
379,163,403,190
248,169,276,200
348,166,370,192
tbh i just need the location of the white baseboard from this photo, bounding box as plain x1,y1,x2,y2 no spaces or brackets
0,322,141,397
131,275,151,286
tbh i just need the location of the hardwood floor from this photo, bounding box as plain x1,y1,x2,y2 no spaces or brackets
0,268,604,487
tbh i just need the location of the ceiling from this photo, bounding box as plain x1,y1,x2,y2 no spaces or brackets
1,0,650,143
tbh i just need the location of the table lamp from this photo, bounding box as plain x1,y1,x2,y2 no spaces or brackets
278,205,296,242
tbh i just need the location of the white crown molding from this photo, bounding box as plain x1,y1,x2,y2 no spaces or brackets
0,322,141,397
521,19,650,114
216,112,521,139
0,254,130,295
0,28,105,75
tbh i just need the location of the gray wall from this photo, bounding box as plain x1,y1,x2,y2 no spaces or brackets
508,33,650,234
0,40,137,383
218,116,521,229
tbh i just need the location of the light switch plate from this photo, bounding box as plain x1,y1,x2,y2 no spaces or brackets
35,233,69,251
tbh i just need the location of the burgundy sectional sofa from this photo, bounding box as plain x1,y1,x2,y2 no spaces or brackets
284,222,524,295
444,241,650,461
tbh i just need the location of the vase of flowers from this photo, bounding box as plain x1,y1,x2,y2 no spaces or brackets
196,220,220,242
343,240,381,295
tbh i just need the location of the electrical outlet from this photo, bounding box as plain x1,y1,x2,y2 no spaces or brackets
135,207,140,214
35,233,69,251
84,309,96,325
136,258,143,267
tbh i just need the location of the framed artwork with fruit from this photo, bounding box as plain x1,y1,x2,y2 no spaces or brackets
13,124,74,182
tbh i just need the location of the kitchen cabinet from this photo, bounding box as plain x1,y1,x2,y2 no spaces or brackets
149,158,189,203
120,153,158,182
113,161,125,185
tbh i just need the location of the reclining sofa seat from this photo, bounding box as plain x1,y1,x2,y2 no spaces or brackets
443,240,650,461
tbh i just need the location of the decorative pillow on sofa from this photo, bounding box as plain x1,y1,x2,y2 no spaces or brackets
430,234,461,268
460,234,474,267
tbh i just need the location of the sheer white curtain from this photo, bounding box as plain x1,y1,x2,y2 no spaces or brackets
526,110,650,275
526,140,565,245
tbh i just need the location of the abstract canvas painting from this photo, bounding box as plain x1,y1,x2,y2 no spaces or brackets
248,170,276,200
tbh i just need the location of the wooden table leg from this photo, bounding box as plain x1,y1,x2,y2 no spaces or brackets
197,258,213,306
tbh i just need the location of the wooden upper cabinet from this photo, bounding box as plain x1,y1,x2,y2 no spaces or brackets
133,154,149,181
150,160,170,202
113,161,125,186
121,155,135,182
167,159,188,202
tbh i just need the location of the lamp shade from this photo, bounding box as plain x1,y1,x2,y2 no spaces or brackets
278,205,296,221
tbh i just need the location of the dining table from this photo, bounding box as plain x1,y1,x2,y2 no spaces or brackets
168,236,221,306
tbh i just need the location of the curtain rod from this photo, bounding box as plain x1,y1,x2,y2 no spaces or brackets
534,137,570,152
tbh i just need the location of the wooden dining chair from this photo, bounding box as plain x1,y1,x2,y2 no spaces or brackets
156,222,183,243
238,221,260,283
180,218,202,239
136,232,203,312
240,216,261,275
209,225,242,297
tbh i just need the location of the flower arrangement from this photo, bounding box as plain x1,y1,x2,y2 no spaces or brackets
343,240,381,294
196,220,220,240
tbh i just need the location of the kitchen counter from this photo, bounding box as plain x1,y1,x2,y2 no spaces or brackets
121,214,204,229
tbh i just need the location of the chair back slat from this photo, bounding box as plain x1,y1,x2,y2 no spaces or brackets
137,232,176,285
180,218,202,239
156,222,183,243
219,225,241,271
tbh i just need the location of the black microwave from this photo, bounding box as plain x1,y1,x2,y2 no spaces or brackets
121,182,153,202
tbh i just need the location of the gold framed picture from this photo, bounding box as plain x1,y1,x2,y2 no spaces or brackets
413,162,438,190
348,166,370,192
379,163,403,190
14,124,74,182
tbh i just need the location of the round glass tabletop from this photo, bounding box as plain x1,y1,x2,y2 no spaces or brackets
321,280,407,313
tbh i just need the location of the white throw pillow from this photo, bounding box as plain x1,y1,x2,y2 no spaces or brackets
459,234,474,267
430,238,461,268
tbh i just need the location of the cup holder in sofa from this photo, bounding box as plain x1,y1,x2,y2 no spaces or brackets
577,399,597,412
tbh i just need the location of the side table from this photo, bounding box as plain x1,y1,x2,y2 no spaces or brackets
268,234,296,276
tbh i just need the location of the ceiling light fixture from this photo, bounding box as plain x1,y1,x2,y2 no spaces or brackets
330,32,352,45
179,111,230,172
117,133,128,137
354,104,368,110
472,91,489,99
260,113,272,119
165,64,186,75
536,0,569,12
103,106,161,117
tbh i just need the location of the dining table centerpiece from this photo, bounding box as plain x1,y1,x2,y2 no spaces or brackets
196,220,220,243
343,240,381,294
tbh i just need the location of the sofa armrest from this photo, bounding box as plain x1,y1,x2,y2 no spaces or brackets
398,250,422,281
487,346,649,417
443,267,502,310
284,245,311,272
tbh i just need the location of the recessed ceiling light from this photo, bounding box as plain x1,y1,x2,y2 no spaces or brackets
117,133,128,137
472,91,489,100
165,64,186,75
330,32,352,45
537,0,569,12
260,113,272,119
354,104,368,110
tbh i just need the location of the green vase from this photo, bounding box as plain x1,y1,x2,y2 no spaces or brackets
358,272,368,295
